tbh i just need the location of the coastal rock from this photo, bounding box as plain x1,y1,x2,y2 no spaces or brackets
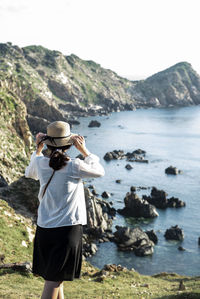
144,187,168,209
165,166,182,175
27,114,50,134
167,197,186,208
125,164,133,170
0,175,8,188
132,149,146,155
118,189,158,218
143,187,186,209
114,226,155,256
145,230,158,244
130,186,136,192
84,187,116,236
115,179,121,184
104,152,114,161
101,191,111,199
82,235,98,257
164,225,184,241
88,120,101,127
103,149,147,162
178,246,186,251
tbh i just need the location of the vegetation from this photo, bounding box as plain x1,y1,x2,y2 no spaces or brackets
0,200,200,298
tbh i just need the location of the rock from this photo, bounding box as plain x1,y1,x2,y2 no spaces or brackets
88,120,101,127
145,230,158,244
118,192,158,218
0,175,8,188
132,149,146,155
101,191,111,199
83,240,98,256
84,187,115,236
178,246,186,251
135,244,154,256
165,166,182,175
68,119,80,125
168,197,186,208
92,189,98,196
90,243,98,254
125,164,133,170
179,280,186,291
104,152,114,161
115,179,121,184
143,187,186,209
103,264,128,272
103,149,147,162
27,114,50,134
88,185,95,189
113,226,155,256
164,225,184,241
143,187,168,209
130,186,136,192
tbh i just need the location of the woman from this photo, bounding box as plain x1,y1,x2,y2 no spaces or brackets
25,121,105,299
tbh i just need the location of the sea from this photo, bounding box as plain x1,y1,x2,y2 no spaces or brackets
69,106,200,276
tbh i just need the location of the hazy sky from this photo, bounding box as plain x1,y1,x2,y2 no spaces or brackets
0,0,200,79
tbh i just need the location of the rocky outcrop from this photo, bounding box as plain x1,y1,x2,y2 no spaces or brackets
0,85,33,183
118,188,158,218
113,226,155,256
103,149,148,163
145,230,158,244
165,166,182,175
84,187,116,236
164,225,184,241
27,115,50,134
143,187,186,209
88,120,101,127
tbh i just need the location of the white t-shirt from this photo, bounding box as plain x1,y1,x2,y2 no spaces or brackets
25,151,105,228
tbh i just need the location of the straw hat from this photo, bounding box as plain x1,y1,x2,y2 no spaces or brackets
42,121,77,147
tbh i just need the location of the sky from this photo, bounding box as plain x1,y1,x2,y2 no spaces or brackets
0,0,200,79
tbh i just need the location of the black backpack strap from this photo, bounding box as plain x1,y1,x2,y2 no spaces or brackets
42,170,56,198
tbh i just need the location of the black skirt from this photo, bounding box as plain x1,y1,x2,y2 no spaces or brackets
32,224,83,281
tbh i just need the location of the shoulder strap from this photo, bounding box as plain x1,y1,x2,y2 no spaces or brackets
42,170,56,198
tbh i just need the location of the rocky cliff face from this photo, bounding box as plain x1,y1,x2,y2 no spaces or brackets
129,62,200,107
0,81,32,183
1,43,200,135
0,42,135,132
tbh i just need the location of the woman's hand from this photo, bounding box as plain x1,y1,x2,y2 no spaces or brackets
71,135,90,157
36,132,46,155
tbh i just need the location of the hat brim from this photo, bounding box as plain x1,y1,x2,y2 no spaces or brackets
43,133,78,147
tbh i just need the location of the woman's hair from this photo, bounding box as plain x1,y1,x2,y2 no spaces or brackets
47,144,72,171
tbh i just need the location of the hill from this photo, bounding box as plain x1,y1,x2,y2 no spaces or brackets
130,62,200,107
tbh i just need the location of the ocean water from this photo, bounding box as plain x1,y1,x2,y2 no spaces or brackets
69,106,200,276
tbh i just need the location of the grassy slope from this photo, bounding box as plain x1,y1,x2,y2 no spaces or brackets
0,201,200,299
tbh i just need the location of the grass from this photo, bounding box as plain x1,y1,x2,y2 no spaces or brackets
0,265,200,298
0,200,200,298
